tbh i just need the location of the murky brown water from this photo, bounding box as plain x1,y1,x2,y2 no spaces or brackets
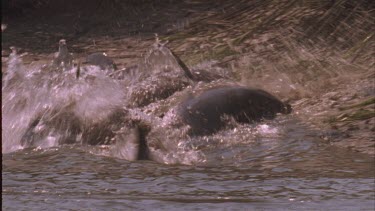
3,120,374,210
2,1,375,210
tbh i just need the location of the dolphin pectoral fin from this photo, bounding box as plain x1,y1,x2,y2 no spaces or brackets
113,124,150,161
136,125,149,160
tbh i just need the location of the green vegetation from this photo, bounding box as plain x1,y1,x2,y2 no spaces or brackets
349,109,375,121
338,98,375,111
326,109,375,124
180,44,238,66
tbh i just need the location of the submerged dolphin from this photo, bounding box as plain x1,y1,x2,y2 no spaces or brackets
178,86,292,135
85,52,117,70
137,85,293,161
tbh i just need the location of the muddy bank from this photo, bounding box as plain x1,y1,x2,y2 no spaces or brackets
2,0,374,155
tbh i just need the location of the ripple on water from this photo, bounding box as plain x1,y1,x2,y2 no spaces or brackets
3,118,375,210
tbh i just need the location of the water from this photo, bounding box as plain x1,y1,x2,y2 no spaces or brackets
3,128,374,210
2,30,374,211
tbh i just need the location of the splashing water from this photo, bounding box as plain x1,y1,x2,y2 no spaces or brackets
2,51,126,153
3,37,368,168
1,43,209,165
2,2,374,210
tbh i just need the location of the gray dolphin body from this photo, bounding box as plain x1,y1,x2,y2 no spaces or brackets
85,53,117,70
20,86,292,162
178,86,292,135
